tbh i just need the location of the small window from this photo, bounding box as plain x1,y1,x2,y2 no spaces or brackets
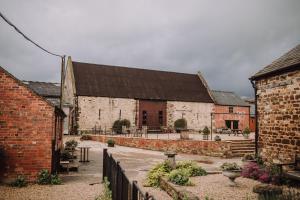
229,107,233,113
98,109,101,120
142,111,147,125
158,111,163,125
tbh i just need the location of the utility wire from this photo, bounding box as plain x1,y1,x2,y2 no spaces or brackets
0,11,63,58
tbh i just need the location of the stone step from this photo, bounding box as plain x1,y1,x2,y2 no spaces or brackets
232,150,255,154
231,143,255,147
231,146,255,150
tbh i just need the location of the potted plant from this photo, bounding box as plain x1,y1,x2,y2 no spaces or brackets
243,127,250,139
202,126,210,140
220,162,242,186
107,139,115,147
174,118,187,134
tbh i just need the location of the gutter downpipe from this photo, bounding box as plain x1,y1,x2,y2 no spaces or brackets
250,79,259,157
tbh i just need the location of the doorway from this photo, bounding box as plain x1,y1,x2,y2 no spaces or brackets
139,100,167,130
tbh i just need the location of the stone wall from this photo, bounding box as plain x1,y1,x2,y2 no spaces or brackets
89,135,232,157
214,105,250,130
256,70,300,164
167,101,214,131
77,96,137,132
0,68,57,183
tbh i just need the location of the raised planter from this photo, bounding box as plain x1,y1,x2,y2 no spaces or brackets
203,134,209,140
180,131,189,140
159,177,199,200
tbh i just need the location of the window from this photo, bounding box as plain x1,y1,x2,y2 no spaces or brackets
98,109,101,120
142,110,147,125
229,106,233,113
158,111,163,125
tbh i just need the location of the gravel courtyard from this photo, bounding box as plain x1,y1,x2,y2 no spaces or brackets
0,137,260,200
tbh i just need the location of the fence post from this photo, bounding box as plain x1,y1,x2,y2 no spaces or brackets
132,181,138,200
102,148,107,181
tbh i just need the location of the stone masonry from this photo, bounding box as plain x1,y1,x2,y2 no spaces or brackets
256,70,300,164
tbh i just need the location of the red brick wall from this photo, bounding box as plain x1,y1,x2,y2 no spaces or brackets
90,135,232,157
213,105,250,131
0,69,55,183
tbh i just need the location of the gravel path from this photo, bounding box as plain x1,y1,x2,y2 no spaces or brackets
182,174,259,200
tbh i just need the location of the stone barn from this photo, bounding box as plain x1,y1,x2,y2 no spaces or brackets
250,44,300,164
0,66,65,183
62,57,214,134
211,90,250,131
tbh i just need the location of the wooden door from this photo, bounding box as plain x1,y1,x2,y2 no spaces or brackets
139,100,167,130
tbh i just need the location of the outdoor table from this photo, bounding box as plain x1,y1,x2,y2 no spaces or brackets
79,147,91,162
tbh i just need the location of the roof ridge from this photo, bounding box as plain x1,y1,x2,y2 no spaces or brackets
212,90,235,93
72,61,198,76
23,80,60,84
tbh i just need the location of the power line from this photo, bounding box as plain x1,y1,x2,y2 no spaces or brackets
0,11,63,58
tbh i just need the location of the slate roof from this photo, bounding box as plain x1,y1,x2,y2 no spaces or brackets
211,90,249,107
23,81,61,97
72,61,214,103
251,44,300,80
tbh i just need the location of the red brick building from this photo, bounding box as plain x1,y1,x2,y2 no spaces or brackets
0,66,65,183
211,90,250,131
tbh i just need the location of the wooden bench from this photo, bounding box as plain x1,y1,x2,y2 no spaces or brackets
277,155,300,182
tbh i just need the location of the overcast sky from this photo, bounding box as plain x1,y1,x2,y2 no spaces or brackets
0,0,299,97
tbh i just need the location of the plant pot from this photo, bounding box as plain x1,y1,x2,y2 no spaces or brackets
180,131,189,140
203,134,209,140
243,134,249,139
222,170,241,186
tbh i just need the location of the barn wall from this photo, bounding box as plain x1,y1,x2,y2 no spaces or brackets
167,101,214,131
77,96,137,132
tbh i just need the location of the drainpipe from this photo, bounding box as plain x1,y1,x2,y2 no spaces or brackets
250,79,258,157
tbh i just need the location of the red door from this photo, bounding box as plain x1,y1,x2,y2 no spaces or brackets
139,100,167,130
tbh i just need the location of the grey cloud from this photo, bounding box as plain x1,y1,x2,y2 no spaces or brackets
0,0,300,96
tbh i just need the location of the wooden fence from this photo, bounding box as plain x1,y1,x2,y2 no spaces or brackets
103,149,155,200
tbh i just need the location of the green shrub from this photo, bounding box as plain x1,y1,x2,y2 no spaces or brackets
202,126,210,135
60,150,72,161
65,139,78,148
107,139,115,146
37,169,61,185
174,118,187,130
220,162,241,171
50,174,62,185
10,175,27,187
112,119,131,134
176,161,207,177
168,169,191,186
95,177,112,200
146,161,172,187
